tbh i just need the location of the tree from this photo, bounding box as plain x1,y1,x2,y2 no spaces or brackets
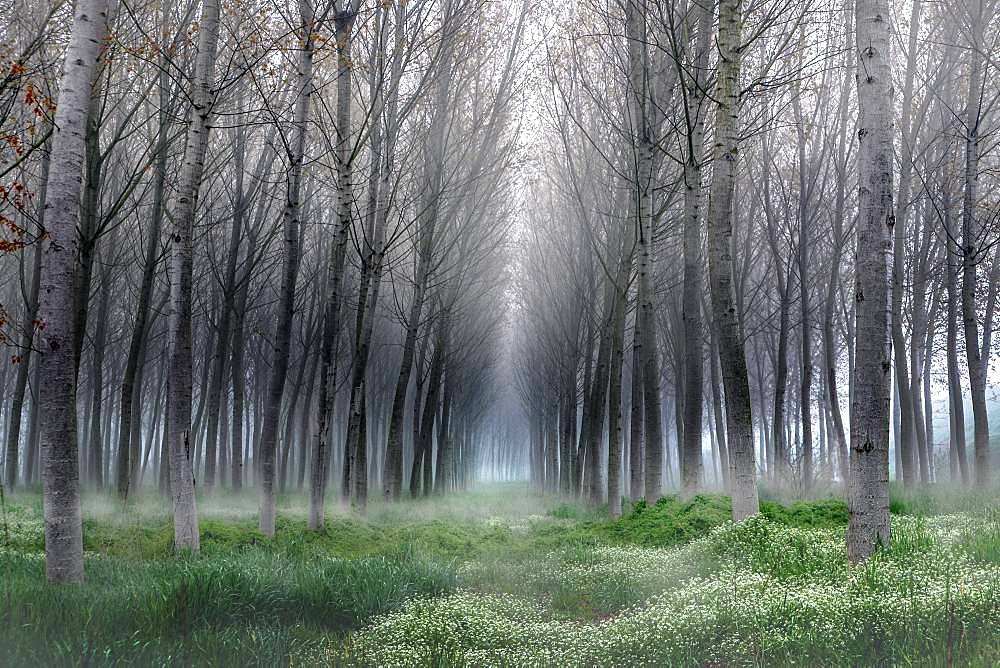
166,0,222,551
676,0,713,497
309,0,362,531
960,0,992,488
34,0,110,583
847,0,894,563
259,0,317,536
706,0,759,521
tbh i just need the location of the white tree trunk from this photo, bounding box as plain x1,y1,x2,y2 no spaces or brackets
35,0,109,584
847,0,894,563
166,0,222,551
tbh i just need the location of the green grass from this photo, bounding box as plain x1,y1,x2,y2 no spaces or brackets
0,543,453,665
1,483,998,666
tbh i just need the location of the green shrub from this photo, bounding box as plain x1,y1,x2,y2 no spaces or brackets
595,494,733,547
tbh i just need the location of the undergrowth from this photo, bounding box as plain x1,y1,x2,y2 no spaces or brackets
0,483,997,666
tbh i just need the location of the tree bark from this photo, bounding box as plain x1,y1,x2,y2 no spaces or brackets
166,0,221,551
259,0,313,536
960,9,990,487
4,147,47,489
640,277,664,500
678,0,711,497
35,0,109,583
706,0,758,522
308,0,361,530
628,317,644,499
848,0,894,563
71,57,107,379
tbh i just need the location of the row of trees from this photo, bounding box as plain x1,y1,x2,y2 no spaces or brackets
0,0,527,582
514,0,999,558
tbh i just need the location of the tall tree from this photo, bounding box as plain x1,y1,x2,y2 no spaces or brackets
259,0,316,536
847,0,894,563
309,0,362,530
706,0,758,521
960,0,991,488
166,0,222,551
677,0,712,496
34,0,110,583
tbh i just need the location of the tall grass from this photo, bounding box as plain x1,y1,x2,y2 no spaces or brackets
0,545,454,665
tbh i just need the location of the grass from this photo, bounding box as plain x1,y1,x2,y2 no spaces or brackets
0,483,998,665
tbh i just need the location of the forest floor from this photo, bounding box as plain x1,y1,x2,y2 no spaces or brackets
1,483,999,666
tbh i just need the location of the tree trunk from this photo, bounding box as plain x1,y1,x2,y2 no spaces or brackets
678,0,711,497
961,13,990,487
576,305,595,496
308,0,361,530
408,325,431,495
706,0,758,522
886,0,925,489
607,251,629,517
848,0,894,563
203,133,243,491
116,63,169,499
385,5,445,500
87,249,113,489
35,0,109,583
166,0,221,551
4,148,46,489
943,190,969,483
825,20,851,481
586,284,613,504
296,335,320,491
71,57,107,379
792,90,814,491
773,270,792,483
281,288,318,492
414,315,447,497
24,358,42,485
435,372,455,494
909,226,932,484
709,327,729,488
259,0,313,536
640,279,664,500
628,318,644,500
